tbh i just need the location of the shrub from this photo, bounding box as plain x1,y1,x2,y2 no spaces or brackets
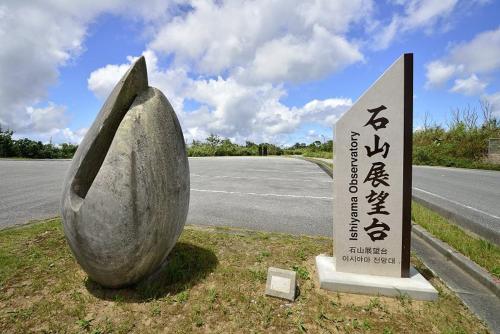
413,102,500,170
0,127,78,159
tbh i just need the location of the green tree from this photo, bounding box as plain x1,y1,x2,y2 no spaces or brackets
206,134,222,147
59,143,78,158
0,126,15,157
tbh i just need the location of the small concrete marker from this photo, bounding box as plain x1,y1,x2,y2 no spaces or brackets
265,267,297,301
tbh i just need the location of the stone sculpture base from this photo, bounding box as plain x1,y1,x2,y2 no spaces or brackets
315,255,438,301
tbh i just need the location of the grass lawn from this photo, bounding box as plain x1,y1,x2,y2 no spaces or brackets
303,151,333,159
412,201,500,279
0,219,490,333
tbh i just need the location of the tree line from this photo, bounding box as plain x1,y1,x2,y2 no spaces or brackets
0,127,78,159
1,99,498,170
0,128,333,160
187,134,333,158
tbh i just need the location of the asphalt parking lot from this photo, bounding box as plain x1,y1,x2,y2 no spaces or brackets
0,157,333,235
188,157,332,236
2,158,499,242
0,159,69,229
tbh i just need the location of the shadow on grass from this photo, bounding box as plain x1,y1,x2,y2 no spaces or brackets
85,242,218,302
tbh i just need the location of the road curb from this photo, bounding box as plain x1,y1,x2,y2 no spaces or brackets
297,157,333,177
412,224,500,298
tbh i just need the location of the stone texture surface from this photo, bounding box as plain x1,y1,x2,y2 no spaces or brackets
61,57,190,288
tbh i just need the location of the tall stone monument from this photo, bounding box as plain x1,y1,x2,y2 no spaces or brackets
316,54,437,300
61,56,190,288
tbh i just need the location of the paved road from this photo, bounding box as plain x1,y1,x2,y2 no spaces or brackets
0,157,333,235
189,157,332,236
413,166,500,244
1,159,500,242
0,160,70,228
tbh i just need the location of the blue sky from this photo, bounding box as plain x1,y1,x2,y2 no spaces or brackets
1,0,499,145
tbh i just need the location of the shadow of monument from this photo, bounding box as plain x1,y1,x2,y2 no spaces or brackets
85,242,218,302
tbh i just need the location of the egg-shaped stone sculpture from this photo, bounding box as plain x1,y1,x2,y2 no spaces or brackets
61,56,190,288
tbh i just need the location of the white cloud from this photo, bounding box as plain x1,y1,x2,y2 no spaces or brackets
449,74,487,96
2,0,366,145
0,1,178,143
4,0,493,144
87,63,130,100
116,0,365,143
372,0,458,50
189,79,351,143
0,2,85,134
182,76,300,142
425,61,463,88
24,104,69,133
299,0,374,34
483,92,500,117
450,27,500,74
87,47,353,145
304,129,326,144
13,127,88,145
87,50,191,116
60,128,88,144
372,16,401,50
299,98,352,125
405,0,458,29
425,26,500,96
149,0,370,84
11,104,87,144
179,78,350,144
239,25,363,84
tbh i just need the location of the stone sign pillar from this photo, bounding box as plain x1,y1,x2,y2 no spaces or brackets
316,54,437,300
